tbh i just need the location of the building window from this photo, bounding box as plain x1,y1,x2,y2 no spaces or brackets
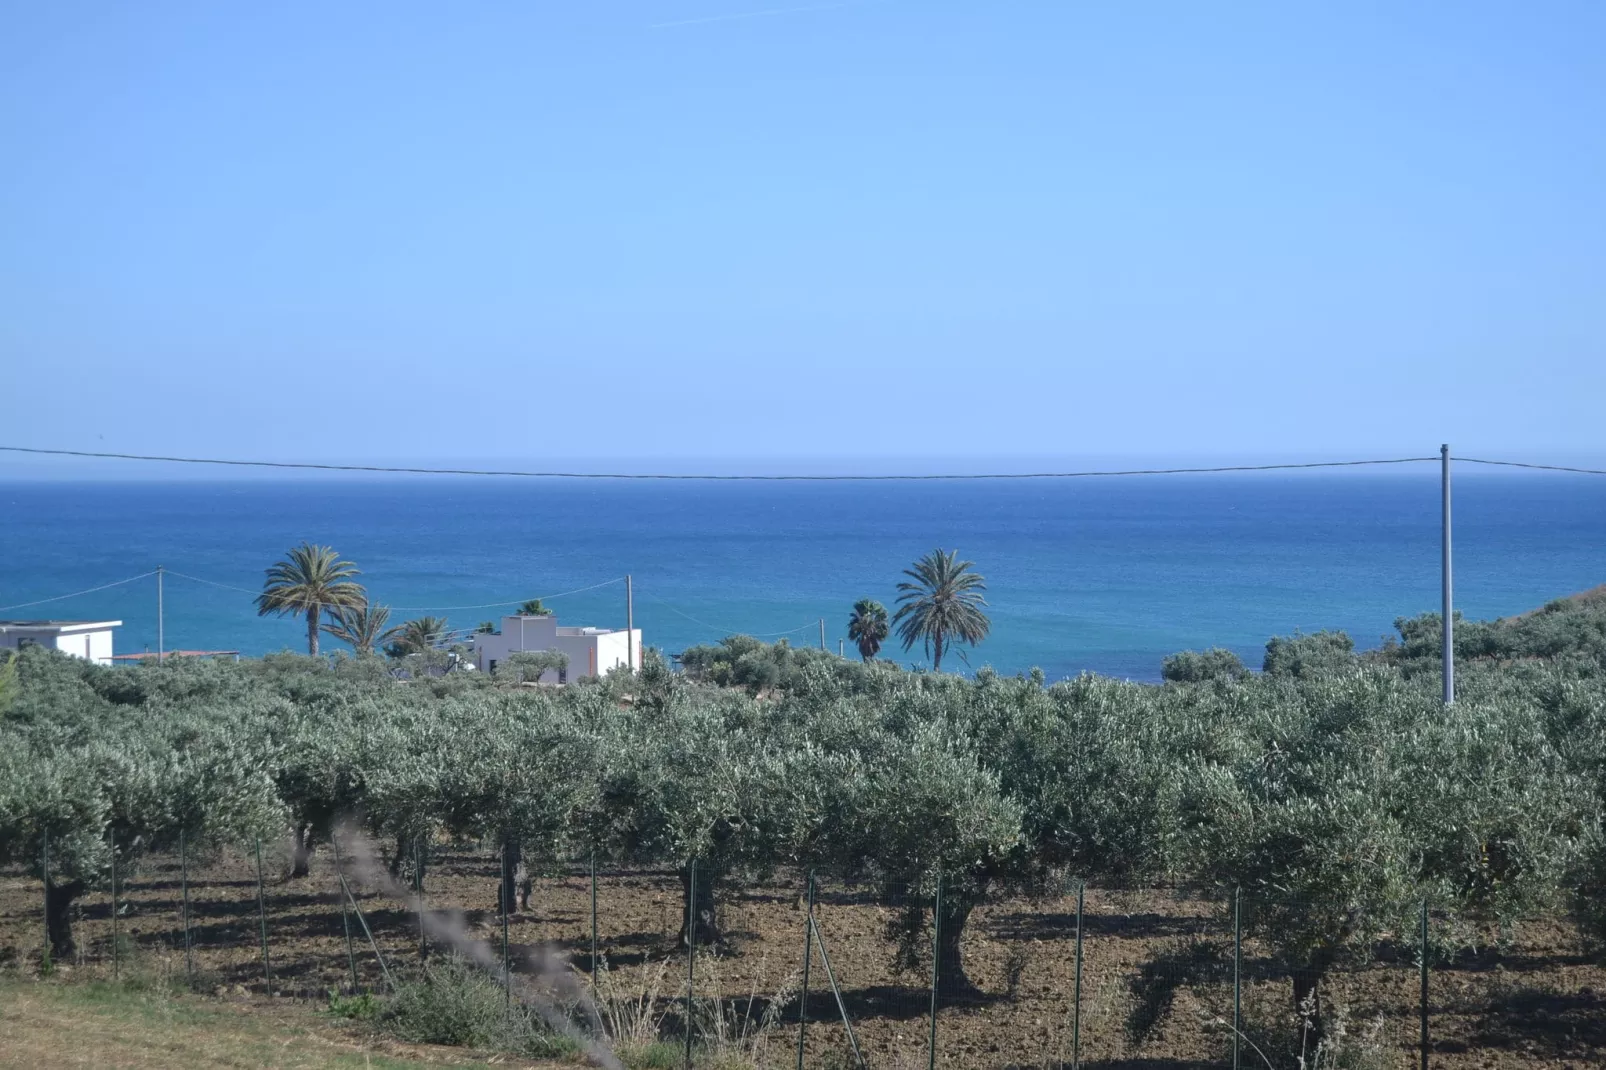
489,659,497,675
558,666,567,685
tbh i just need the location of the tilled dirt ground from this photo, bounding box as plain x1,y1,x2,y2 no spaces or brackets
2,845,1602,1069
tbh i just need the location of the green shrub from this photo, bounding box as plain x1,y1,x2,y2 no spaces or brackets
325,989,380,1021
382,957,582,1057
384,958,508,1047
1160,647,1249,683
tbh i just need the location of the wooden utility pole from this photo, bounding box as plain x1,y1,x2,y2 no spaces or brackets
819,618,825,651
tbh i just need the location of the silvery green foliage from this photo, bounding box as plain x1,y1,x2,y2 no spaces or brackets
3,592,1606,980
497,650,570,684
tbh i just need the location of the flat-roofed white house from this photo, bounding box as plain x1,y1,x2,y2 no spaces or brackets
471,614,641,683
0,620,121,665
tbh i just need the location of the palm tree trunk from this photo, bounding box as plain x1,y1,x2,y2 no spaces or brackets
307,605,319,657
932,632,945,672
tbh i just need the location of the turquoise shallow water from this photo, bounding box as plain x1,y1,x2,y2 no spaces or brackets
1,473,1602,682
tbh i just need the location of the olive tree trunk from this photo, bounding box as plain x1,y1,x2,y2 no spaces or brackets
677,864,722,948
935,893,979,998
290,824,314,879
45,878,86,959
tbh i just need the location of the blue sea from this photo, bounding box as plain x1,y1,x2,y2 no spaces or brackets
2,474,1603,682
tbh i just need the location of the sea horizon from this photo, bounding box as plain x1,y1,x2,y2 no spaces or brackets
3,471,1603,683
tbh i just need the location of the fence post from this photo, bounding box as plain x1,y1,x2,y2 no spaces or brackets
332,838,360,993
928,874,942,1070
685,858,697,1070
590,850,599,988
501,842,511,1007
808,910,866,1069
796,871,815,1070
253,836,272,994
337,869,397,993
1233,888,1242,1070
110,834,120,982
41,829,52,973
1072,880,1084,1070
414,837,427,962
1419,900,1429,1070
179,830,193,984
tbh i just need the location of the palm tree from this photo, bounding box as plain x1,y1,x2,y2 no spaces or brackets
321,602,401,656
892,549,990,672
255,543,365,656
846,598,890,661
386,616,450,657
518,598,553,617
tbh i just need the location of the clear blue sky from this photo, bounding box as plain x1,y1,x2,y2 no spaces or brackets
3,1,1603,470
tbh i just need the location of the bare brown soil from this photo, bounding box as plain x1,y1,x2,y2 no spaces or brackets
2,846,1602,1069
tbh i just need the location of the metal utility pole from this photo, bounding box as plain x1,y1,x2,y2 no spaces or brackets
838,638,844,658
627,575,635,671
1441,444,1453,707
819,618,825,651
156,565,165,662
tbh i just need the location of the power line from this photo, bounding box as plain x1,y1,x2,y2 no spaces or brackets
642,595,818,638
1459,458,1606,476
0,571,158,614
162,570,624,612
0,445,1443,480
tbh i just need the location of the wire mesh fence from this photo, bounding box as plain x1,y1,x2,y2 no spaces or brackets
5,845,1606,1068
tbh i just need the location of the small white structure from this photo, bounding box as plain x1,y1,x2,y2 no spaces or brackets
0,620,121,665
472,614,641,683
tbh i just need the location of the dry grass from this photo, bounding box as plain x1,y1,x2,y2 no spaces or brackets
0,977,560,1068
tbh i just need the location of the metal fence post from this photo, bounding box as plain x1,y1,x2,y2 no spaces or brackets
414,837,427,962
685,859,697,1070
332,837,359,993
41,829,52,973
590,850,599,989
253,836,272,994
337,868,397,993
1233,888,1242,1070
110,834,120,981
179,830,193,983
1072,880,1084,1070
928,874,942,1070
501,842,511,1007
796,871,815,1070
807,909,865,1069
1420,900,1429,1070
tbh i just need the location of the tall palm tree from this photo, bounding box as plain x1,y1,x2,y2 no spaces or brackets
321,602,401,656
892,549,990,672
386,616,450,657
518,598,553,617
846,598,890,661
255,543,365,656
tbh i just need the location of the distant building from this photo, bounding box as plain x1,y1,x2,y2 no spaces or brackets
0,620,121,665
471,614,641,683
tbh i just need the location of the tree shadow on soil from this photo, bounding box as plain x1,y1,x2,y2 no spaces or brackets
987,910,1216,942
1446,986,1606,1055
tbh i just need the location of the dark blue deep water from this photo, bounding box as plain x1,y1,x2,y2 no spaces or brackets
2,473,1602,682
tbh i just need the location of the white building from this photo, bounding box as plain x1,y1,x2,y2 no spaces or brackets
472,614,641,683
0,620,121,665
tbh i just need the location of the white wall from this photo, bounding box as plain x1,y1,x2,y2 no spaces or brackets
0,625,117,665
472,615,642,683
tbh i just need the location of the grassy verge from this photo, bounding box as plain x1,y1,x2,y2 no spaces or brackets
0,977,546,1069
